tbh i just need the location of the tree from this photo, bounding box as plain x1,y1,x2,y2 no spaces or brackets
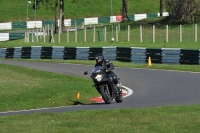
32,0,40,10
60,0,64,33
122,0,130,21
160,0,163,16
32,0,64,33
165,0,199,23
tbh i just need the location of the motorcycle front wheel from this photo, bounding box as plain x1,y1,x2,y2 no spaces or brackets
100,85,112,104
115,92,123,103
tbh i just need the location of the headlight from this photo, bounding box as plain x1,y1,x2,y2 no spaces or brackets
95,74,103,81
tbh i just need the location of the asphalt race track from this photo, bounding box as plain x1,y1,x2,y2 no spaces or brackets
1,60,200,116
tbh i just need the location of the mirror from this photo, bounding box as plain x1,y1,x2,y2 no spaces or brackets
84,71,88,75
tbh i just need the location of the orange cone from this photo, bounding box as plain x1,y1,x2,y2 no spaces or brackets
76,92,80,99
148,57,152,66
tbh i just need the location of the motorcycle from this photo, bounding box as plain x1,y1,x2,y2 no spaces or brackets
84,66,123,104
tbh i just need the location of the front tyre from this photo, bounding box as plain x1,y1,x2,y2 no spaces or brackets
100,85,112,104
115,91,123,103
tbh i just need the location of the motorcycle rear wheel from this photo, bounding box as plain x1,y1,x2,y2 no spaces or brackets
100,85,112,104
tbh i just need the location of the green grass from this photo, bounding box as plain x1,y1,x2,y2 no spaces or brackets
1,39,200,49
0,63,99,112
0,0,159,22
1,105,200,132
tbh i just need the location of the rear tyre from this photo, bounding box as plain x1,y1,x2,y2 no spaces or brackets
100,85,112,104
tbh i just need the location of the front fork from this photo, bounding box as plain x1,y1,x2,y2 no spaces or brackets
107,75,119,97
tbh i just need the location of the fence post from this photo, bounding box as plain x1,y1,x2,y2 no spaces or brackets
128,25,130,42
67,27,69,42
43,27,46,43
140,25,143,42
24,32,27,42
32,29,34,42
81,22,84,29
40,28,42,39
45,26,47,42
84,27,86,42
152,25,155,43
195,24,198,42
26,32,29,42
93,27,95,42
166,25,168,42
48,24,50,36
116,26,118,42
58,27,61,43
104,26,106,42
75,22,77,42
49,29,54,43
36,28,38,42
28,31,30,42
179,25,182,42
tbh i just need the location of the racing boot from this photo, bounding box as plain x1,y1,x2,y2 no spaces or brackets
116,82,122,94
117,82,121,88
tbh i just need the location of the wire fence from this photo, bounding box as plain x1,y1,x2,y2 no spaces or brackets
25,24,200,43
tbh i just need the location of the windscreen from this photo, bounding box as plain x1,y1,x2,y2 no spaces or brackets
92,66,104,74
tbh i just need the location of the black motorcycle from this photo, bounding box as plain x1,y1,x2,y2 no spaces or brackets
84,66,123,104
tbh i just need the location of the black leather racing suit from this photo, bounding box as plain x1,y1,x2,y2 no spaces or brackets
95,59,119,84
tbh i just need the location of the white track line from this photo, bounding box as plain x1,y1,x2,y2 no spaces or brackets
122,85,133,98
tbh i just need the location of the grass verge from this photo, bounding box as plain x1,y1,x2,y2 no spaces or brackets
1,105,200,132
0,63,99,112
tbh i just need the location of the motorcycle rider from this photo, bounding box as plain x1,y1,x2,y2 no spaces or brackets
95,53,121,93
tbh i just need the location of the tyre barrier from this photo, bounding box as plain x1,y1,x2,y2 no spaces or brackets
0,46,200,65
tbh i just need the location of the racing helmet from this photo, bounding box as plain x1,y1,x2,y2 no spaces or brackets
95,53,104,64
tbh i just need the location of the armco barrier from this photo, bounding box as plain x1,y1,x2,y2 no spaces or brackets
161,48,181,64
89,47,102,60
31,46,42,59
41,47,53,59
146,48,162,63
180,49,199,64
103,46,117,60
21,47,31,59
131,47,146,63
0,48,6,58
0,46,200,65
64,47,76,60
116,47,131,62
52,46,65,60
76,47,90,60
